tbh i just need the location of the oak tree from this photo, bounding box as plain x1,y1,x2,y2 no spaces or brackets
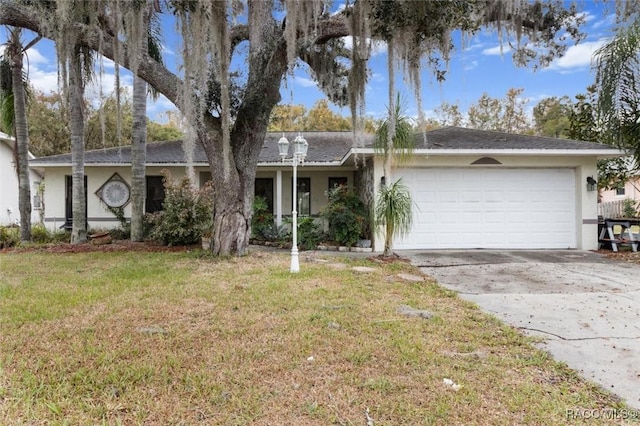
0,0,603,255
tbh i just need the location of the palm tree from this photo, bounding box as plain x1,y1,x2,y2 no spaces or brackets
594,19,640,166
130,3,164,242
67,46,91,244
375,179,413,256
1,27,40,242
374,92,415,181
373,93,415,256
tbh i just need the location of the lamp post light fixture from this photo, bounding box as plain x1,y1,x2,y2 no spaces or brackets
278,133,309,273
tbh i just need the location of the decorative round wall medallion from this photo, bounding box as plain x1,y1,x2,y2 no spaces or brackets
97,174,131,208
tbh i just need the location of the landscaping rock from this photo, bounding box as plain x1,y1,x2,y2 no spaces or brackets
356,239,371,248
397,273,424,282
328,263,348,270
396,304,433,319
91,235,112,245
351,266,376,273
350,247,373,253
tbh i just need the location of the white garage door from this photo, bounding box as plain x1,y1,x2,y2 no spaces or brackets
393,168,576,249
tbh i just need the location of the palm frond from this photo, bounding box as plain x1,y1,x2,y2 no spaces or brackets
0,58,15,134
375,178,413,237
594,19,640,154
373,92,415,164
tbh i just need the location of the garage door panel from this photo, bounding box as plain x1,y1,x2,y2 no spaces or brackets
394,168,576,249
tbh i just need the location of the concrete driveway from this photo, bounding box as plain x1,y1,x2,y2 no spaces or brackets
401,250,640,409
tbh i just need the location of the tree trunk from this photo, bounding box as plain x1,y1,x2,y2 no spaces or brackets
69,52,87,244
8,30,32,241
130,75,147,241
200,123,262,257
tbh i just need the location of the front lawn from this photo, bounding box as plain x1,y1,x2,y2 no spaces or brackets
0,250,632,424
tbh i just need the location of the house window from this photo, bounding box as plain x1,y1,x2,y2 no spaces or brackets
32,181,42,210
255,178,274,213
146,176,165,213
293,177,311,216
199,171,212,188
616,186,626,196
328,177,348,190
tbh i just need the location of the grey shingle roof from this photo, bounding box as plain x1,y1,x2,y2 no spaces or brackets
417,126,614,150
32,132,370,165
31,127,618,166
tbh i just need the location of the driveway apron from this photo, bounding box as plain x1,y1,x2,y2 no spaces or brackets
402,250,640,409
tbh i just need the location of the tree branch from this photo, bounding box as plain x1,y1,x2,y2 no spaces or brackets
0,1,182,106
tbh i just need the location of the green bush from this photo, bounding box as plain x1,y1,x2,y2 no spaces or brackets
322,185,368,247
147,172,213,246
0,226,20,248
0,224,69,247
50,229,71,243
31,223,51,243
296,216,324,250
251,196,274,240
622,198,638,218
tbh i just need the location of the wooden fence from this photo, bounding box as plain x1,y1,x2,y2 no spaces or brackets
598,200,626,218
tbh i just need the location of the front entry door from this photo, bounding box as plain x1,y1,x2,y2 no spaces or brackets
64,175,88,229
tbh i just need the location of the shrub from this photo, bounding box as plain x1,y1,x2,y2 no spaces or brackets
147,172,213,246
622,198,638,218
251,196,274,240
296,216,324,250
50,229,71,243
0,226,19,248
322,185,368,247
31,223,51,243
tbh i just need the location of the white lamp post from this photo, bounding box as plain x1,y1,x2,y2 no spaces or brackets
278,133,309,273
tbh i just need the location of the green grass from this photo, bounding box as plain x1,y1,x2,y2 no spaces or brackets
0,250,635,425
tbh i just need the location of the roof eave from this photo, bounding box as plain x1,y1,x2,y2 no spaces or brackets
352,148,627,156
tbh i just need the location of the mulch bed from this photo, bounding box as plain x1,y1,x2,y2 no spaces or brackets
598,249,640,264
0,240,199,254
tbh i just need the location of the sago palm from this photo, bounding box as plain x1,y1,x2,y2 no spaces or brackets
375,179,413,257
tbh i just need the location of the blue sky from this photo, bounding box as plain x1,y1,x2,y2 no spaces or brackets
0,2,621,124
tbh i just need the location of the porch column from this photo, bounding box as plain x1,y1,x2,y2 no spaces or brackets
276,170,282,226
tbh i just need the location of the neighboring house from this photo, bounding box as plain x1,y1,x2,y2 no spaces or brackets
30,127,624,251
599,173,640,204
1,131,43,226
598,157,640,218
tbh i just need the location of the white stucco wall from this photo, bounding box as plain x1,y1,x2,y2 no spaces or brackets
257,168,355,217
41,165,194,231
41,165,356,232
1,137,43,226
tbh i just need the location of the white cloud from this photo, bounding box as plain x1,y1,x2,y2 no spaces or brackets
23,47,50,65
0,44,39,62
370,72,385,83
294,76,317,88
161,44,175,55
341,37,387,57
591,13,616,30
28,68,60,94
548,38,608,71
463,60,478,71
482,45,512,56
